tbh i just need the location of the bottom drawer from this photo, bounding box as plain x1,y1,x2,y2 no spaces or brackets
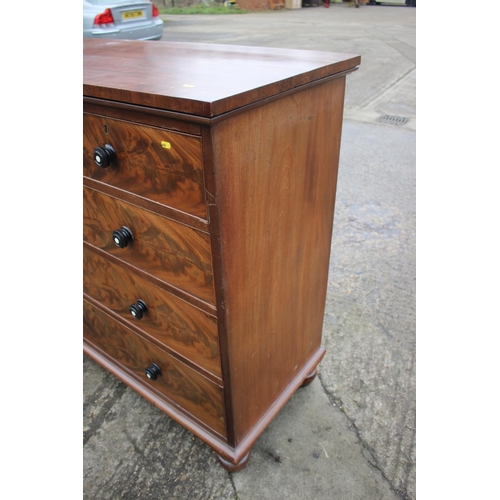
83,299,226,437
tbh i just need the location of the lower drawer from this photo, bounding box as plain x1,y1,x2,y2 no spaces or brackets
83,245,221,378
83,299,226,437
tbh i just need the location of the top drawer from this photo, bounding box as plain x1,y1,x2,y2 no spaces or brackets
83,113,207,219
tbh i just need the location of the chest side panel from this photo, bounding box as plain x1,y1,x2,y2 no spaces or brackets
212,77,347,442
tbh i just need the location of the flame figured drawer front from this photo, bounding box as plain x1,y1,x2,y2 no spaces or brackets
83,300,226,437
83,113,207,219
83,186,215,305
83,246,221,378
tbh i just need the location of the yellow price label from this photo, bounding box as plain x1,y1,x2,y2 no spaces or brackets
161,141,171,149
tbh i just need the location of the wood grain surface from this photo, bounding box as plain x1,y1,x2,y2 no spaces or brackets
83,39,360,117
211,77,347,443
83,245,221,378
83,186,215,305
83,299,226,436
83,113,207,218
83,40,358,463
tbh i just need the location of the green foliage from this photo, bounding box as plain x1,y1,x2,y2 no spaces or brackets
158,4,248,14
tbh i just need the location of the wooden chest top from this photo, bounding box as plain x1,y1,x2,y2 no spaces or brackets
83,39,360,117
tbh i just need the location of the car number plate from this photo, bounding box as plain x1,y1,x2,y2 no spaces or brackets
122,10,144,20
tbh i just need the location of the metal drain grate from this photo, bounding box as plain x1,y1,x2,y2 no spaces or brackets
377,115,409,126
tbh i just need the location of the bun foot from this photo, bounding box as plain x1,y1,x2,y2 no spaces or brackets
217,452,250,472
300,368,318,387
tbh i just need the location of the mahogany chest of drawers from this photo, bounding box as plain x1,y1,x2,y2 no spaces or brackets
83,39,359,471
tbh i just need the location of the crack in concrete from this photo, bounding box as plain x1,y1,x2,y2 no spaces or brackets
124,428,149,463
265,449,283,464
359,66,415,111
364,27,416,63
228,471,239,500
317,371,408,500
83,383,128,447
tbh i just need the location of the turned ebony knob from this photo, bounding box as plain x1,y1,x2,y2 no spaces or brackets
145,363,161,381
130,299,148,320
93,144,116,168
112,226,133,248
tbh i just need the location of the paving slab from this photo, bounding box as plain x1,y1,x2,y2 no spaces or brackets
323,119,416,499
84,352,400,500
231,378,399,500
159,6,416,128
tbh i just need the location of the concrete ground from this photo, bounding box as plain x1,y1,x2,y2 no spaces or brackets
84,4,416,499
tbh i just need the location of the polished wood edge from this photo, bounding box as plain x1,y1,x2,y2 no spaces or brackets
211,66,358,120
83,96,211,125
83,100,203,135
83,177,210,233
230,347,326,462
84,340,229,446
84,66,358,125
201,125,237,447
83,293,223,385
211,68,357,123
83,241,217,317
217,452,250,473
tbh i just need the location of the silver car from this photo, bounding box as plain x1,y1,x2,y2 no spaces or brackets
83,0,164,40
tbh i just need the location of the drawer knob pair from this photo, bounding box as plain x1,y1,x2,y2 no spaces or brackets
145,363,161,381
112,226,133,248
93,144,116,168
130,299,148,320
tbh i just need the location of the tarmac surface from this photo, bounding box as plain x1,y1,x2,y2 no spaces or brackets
83,4,416,499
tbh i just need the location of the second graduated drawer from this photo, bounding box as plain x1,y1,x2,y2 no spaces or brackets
83,113,207,219
83,245,221,378
83,186,216,305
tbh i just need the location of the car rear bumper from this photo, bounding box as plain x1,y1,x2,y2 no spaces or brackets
84,20,164,41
